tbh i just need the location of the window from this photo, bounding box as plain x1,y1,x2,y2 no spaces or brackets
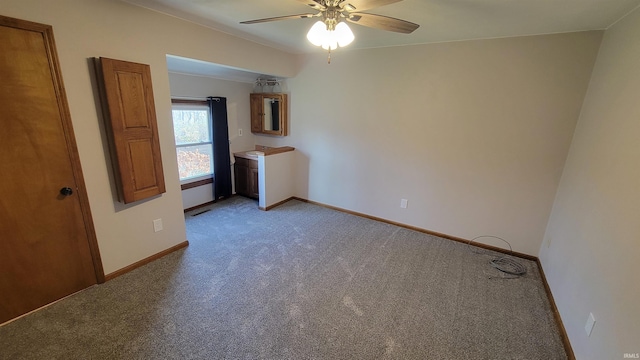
171,102,213,182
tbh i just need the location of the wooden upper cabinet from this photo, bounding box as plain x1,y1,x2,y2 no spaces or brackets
94,57,166,204
250,93,288,136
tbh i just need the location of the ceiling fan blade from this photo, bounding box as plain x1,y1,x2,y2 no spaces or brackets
240,13,317,24
296,0,326,11
347,12,419,33
340,0,402,12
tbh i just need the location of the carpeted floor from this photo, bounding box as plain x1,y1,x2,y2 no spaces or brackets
0,197,567,359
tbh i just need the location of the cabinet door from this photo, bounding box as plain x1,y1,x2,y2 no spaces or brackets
234,162,249,197
249,167,259,199
250,93,263,133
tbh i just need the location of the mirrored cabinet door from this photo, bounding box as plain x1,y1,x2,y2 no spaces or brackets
250,93,288,136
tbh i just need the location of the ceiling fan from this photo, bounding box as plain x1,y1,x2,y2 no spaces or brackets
240,0,419,59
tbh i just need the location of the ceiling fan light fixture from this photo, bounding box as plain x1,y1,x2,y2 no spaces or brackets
306,20,327,47
306,20,354,50
241,0,420,59
335,22,354,47
321,40,338,50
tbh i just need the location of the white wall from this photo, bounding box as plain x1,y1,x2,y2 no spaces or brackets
258,151,296,210
168,72,256,209
180,184,214,210
539,8,640,360
168,72,256,154
0,0,297,274
263,32,603,255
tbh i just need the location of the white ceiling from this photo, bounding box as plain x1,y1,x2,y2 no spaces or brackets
136,0,639,80
126,0,639,53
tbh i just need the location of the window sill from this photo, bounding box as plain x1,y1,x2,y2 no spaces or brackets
180,177,213,191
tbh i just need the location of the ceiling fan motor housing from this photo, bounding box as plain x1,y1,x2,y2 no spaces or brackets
323,8,341,30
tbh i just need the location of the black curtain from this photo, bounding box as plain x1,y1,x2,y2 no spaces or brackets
208,97,232,200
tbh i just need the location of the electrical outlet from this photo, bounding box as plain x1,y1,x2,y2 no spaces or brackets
546,236,552,248
585,312,596,336
153,218,163,232
400,199,408,209
238,128,243,136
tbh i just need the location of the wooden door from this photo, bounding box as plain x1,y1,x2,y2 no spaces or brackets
0,16,103,324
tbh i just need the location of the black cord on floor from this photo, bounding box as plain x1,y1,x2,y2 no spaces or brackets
468,235,527,278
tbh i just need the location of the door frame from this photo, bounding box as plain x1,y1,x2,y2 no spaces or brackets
0,15,105,283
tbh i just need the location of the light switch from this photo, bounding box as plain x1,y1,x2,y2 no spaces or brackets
585,312,596,336
153,218,163,232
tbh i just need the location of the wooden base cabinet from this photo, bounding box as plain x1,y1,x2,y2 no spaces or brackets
234,157,258,199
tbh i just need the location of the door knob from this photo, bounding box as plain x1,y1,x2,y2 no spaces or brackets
60,187,74,196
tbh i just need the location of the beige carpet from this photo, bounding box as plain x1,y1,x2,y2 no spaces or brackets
0,196,566,359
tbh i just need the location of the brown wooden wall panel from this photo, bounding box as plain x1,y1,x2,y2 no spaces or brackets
95,57,165,204
116,71,149,129
128,139,157,191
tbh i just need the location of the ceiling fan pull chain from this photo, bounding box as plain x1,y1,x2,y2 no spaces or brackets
328,47,331,64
